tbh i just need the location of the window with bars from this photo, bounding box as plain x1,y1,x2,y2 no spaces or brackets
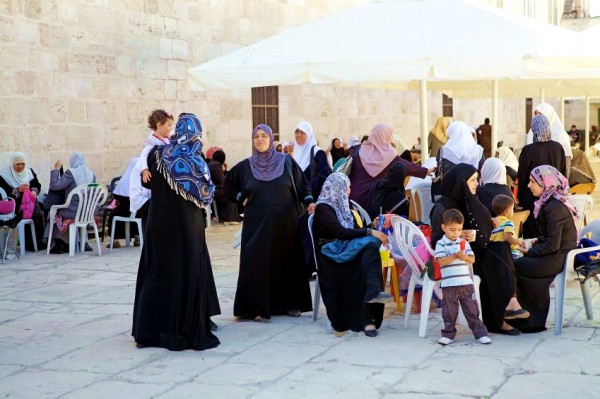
442,94,453,117
252,86,280,141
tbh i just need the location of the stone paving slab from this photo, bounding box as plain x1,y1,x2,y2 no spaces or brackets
2,207,600,397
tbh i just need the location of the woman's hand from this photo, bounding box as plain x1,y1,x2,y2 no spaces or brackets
460,230,476,242
427,166,436,175
307,203,316,215
17,184,29,193
54,160,62,170
491,217,499,229
372,230,389,245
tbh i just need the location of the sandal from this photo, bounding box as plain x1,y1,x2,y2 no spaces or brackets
286,310,302,317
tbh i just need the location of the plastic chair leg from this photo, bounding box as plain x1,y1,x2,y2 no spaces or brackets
46,222,54,255
110,218,117,250
404,273,418,329
580,280,594,320
69,225,77,257
389,264,402,313
419,276,435,338
135,220,143,249
29,221,37,252
79,227,86,253
93,225,101,256
18,221,25,257
554,269,567,335
124,222,131,247
313,276,321,321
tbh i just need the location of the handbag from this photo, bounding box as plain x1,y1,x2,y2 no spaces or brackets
430,146,445,203
20,189,35,219
574,238,600,269
321,236,380,263
334,146,360,176
286,157,307,216
575,259,600,284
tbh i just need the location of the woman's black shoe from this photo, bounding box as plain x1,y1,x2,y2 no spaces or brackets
497,327,522,336
0,211,23,229
364,329,378,337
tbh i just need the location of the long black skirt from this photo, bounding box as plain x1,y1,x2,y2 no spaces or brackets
476,241,517,333
317,241,384,333
507,251,566,333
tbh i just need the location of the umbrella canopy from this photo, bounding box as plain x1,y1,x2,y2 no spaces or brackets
188,0,598,92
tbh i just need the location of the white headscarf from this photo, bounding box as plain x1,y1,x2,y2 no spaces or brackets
391,134,411,155
526,102,573,157
496,146,519,171
442,121,483,169
68,152,95,186
113,158,139,197
347,136,360,149
480,158,507,185
292,121,321,171
0,152,33,188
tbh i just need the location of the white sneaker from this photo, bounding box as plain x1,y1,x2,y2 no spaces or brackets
438,337,454,345
477,336,492,344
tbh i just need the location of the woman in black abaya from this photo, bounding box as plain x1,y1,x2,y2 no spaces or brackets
366,161,409,219
132,114,221,351
225,124,313,320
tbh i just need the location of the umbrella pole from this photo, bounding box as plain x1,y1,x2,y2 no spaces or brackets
539,87,546,103
559,98,565,126
419,79,429,162
585,96,590,155
492,80,498,156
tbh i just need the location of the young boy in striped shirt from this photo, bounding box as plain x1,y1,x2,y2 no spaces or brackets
435,209,491,345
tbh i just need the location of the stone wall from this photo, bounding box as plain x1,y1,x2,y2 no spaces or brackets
2,0,596,190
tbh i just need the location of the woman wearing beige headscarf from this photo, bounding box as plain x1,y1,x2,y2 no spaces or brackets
428,116,454,158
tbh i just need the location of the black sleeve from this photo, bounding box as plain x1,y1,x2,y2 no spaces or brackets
29,169,42,194
314,204,368,241
430,203,446,249
517,148,528,205
291,157,314,205
224,161,246,204
558,145,567,176
506,166,518,182
527,201,569,257
308,150,331,197
209,163,225,187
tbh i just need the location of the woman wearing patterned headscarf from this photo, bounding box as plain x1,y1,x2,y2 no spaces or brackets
508,165,578,333
132,113,221,351
313,173,391,337
517,114,566,238
225,124,314,321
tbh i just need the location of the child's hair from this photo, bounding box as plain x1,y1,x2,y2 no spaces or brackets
147,109,174,130
442,209,464,225
492,194,514,216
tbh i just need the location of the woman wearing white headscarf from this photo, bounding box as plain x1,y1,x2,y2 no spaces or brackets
292,121,331,200
526,103,572,176
496,146,519,183
477,158,515,216
0,152,43,251
44,152,97,254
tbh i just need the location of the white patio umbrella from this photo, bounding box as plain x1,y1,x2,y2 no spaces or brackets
188,0,600,158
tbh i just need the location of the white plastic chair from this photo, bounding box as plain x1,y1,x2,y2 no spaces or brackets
349,200,372,226
391,216,482,338
307,214,321,321
0,197,19,264
553,222,600,334
110,211,143,250
0,187,36,257
211,201,219,224
47,183,108,257
569,194,593,230
412,184,433,224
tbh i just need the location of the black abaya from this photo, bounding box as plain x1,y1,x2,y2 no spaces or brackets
225,158,313,319
132,147,220,351
313,204,384,332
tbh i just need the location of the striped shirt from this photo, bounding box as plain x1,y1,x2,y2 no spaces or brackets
434,236,474,288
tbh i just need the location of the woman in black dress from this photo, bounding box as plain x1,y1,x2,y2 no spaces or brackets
225,124,313,321
208,150,240,224
366,161,409,219
509,165,578,333
518,114,566,238
313,173,391,337
132,113,221,351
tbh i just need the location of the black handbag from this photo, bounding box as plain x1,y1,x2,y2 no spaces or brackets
575,259,600,284
286,157,307,217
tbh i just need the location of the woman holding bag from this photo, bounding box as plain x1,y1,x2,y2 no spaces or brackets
225,124,314,321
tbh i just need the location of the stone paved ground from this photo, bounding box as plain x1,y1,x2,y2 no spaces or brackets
2,160,600,398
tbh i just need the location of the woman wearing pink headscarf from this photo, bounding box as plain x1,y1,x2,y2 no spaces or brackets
348,124,431,208
509,165,578,333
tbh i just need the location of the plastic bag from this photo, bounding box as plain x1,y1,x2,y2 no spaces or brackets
20,189,35,219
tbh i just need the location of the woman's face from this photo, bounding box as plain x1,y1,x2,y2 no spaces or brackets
253,129,271,153
333,139,341,149
295,129,308,145
528,176,544,197
466,172,479,195
12,161,25,174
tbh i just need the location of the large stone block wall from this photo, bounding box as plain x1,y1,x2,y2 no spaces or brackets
1,0,594,190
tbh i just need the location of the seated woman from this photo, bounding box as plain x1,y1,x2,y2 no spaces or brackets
0,152,43,251
568,148,596,188
477,158,515,216
208,149,240,224
43,152,97,254
107,158,141,248
313,173,391,337
366,161,409,219
509,165,578,333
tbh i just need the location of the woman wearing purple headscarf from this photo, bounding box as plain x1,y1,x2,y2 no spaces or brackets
225,124,314,321
517,114,566,238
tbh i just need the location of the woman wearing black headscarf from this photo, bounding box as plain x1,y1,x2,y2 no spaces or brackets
329,138,348,167
225,124,313,321
132,113,221,351
518,114,566,238
366,161,408,219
